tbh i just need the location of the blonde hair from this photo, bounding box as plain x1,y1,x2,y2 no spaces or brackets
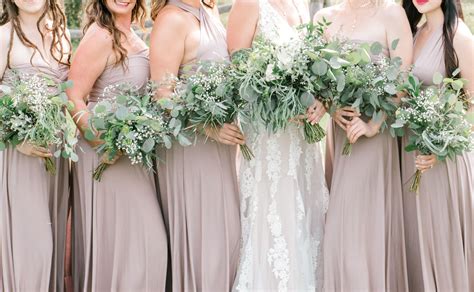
151,0,167,20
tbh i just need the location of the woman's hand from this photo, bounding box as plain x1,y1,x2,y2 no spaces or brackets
332,106,360,130
205,123,245,146
16,142,52,158
346,117,380,144
307,99,327,125
415,154,437,172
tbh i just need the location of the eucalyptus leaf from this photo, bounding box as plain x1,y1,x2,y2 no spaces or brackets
391,39,400,50
141,138,155,153
433,72,443,85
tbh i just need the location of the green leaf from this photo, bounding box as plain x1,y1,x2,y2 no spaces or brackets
70,152,79,162
405,144,418,152
142,138,155,153
391,39,400,50
59,80,74,91
452,68,461,77
311,61,328,76
116,95,128,105
433,72,443,85
452,80,464,91
0,142,6,151
336,74,345,92
84,128,96,141
329,56,341,69
384,83,398,95
360,48,371,63
370,42,383,55
300,92,315,107
115,106,129,120
177,134,192,147
94,104,106,114
93,118,106,130
347,51,362,64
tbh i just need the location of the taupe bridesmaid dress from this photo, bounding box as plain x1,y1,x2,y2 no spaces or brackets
0,64,70,292
72,48,167,291
401,24,474,292
324,44,408,291
155,1,241,291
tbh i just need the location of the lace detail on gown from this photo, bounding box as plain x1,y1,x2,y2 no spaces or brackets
233,1,329,291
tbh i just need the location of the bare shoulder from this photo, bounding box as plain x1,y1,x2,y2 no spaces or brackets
454,19,473,46
0,21,12,47
379,2,408,21
80,22,113,51
232,0,259,9
313,5,339,23
153,5,190,29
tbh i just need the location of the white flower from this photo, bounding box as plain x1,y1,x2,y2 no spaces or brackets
265,64,277,82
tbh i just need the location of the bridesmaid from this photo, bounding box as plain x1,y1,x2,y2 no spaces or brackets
314,0,413,290
0,0,71,291
401,0,474,290
150,0,242,290
67,0,167,290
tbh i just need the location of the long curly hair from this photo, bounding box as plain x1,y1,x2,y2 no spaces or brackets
83,0,147,66
151,0,215,20
0,0,71,67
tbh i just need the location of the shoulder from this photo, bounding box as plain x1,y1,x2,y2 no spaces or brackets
80,22,113,51
313,6,339,23
454,19,473,47
151,5,191,34
379,2,408,21
232,0,259,7
453,19,473,58
0,22,12,47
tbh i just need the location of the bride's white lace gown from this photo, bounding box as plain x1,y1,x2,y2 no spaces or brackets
233,0,330,291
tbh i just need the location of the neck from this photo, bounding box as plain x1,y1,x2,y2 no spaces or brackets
425,7,444,31
115,14,132,32
181,0,201,8
346,0,374,9
18,9,46,31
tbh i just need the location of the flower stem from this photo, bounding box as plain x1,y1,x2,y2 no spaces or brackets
342,138,353,156
93,163,109,182
304,120,326,144
44,157,56,175
410,170,422,195
240,144,254,161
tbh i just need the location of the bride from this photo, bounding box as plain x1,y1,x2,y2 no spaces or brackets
227,0,329,291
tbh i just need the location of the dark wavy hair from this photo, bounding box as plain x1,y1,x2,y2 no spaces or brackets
83,0,147,66
151,0,214,20
0,0,71,67
402,0,464,77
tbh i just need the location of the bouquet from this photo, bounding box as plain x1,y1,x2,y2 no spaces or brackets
0,72,77,174
391,71,474,193
86,82,191,181
231,21,331,143
172,61,254,160
323,39,405,155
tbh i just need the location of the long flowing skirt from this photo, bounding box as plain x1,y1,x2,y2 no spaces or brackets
401,135,474,291
324,121,408,291
0,145,69,291
157,136,241,292
233,125,329,292
72,137,167,292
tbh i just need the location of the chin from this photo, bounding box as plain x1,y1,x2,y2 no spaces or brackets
107,0,136,15
15,0,46,15
413,0,442,14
